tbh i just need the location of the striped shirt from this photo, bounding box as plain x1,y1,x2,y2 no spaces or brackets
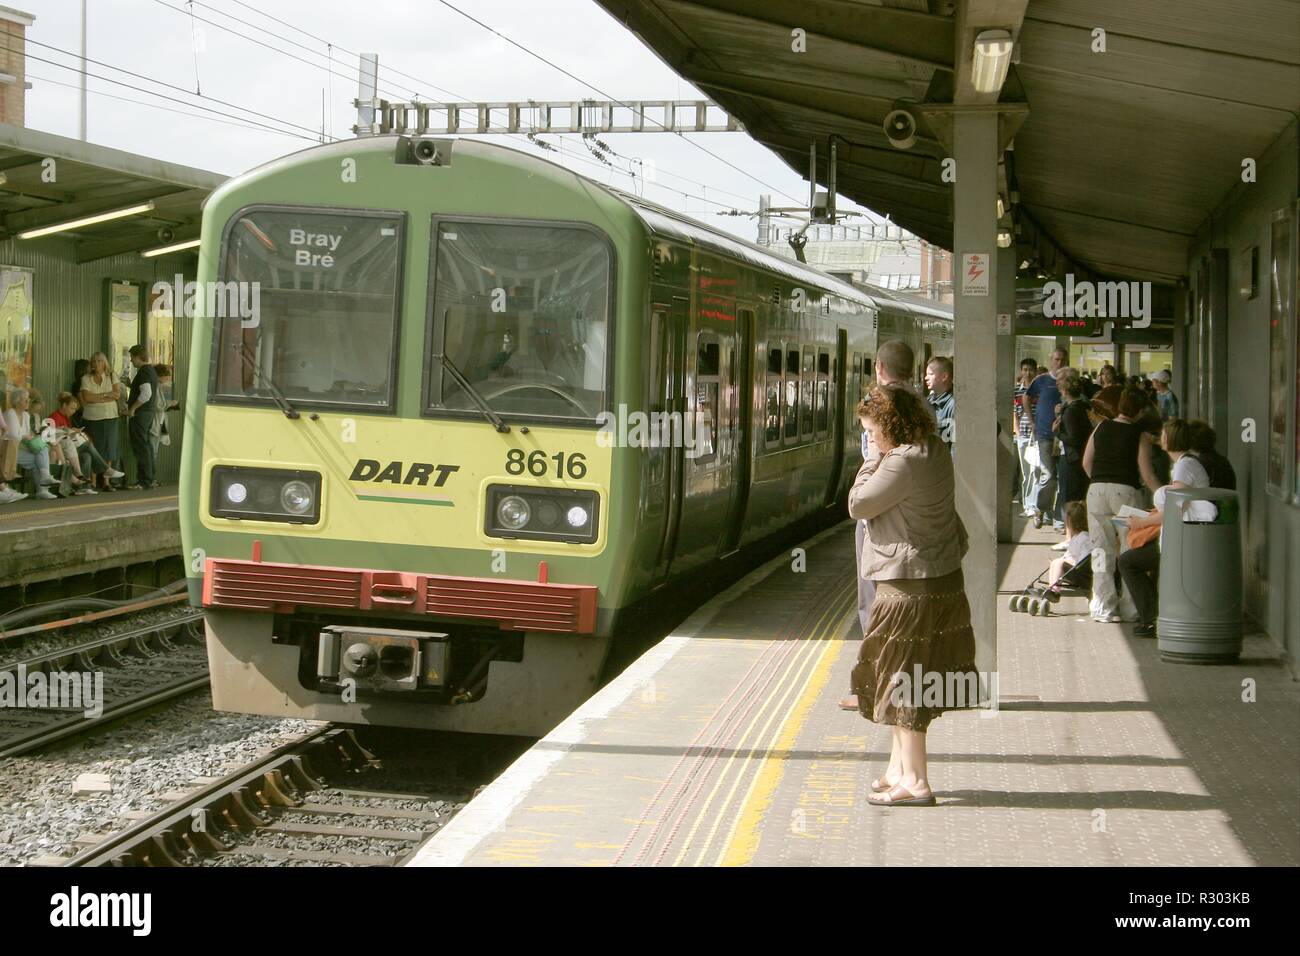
1013,383,1034,440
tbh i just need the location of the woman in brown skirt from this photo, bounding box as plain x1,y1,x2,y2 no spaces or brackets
848,385,978,807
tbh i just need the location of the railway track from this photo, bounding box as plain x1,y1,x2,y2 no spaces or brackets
64,727,481,867
0,610,208,759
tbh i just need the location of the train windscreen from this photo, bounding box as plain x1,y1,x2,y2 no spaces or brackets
427,219,611,421
213,207,404,410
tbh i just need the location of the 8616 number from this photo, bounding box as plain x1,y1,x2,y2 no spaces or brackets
505,449,587,479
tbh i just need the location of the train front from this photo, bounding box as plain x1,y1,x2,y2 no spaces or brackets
179,137,638,736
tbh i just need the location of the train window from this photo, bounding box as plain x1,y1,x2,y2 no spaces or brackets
765,345,782,447
767,347,782,375
800,348,814,438
213,207,405,410
784,348,799,441
694,334,719,462
427,219,611,421
815,348,830,434
698,339,720,377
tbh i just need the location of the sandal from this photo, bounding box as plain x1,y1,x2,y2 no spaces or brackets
870,774,900,792
839,695,859,711
868,784,936,807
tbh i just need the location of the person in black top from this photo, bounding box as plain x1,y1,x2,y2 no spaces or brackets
1082,385,1162,623
1053,368,1093,514
125,344,161,489
67,358,91,428
1188,420,1237,490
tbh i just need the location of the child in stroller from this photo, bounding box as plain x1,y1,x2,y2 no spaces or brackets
1011,500,1093,616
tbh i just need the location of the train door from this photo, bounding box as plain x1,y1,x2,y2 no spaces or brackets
720,308,754,554
823,328,847,507
650,296,688,586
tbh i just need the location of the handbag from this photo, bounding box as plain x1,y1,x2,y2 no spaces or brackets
1127,513,1161,550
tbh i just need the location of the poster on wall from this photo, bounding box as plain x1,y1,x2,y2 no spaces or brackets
147,284,175,371
0,265,34,399
107,279,143,391
1266,207,1295,500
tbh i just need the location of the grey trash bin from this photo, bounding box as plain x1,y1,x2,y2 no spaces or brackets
1157,487,1242,664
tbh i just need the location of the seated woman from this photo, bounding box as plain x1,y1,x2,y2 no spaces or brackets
1117,419,1211,638
2,388,61,500
848,384,978,808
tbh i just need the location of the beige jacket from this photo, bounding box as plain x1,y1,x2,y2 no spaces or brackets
848,433,968,580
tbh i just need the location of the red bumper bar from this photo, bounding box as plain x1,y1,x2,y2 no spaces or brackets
202,558,598,634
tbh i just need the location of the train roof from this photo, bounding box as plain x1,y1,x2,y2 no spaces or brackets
212,135,952,324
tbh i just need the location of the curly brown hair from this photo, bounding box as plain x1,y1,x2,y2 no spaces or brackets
856,384,936,447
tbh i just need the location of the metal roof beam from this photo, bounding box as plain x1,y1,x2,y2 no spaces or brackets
661,0,955,69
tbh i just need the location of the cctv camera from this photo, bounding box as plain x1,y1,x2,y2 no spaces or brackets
157,226,175,243
883,108,917,150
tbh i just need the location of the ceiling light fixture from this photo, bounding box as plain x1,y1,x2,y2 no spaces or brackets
141,237,201,258
18,201,156,239
972,29,1015,94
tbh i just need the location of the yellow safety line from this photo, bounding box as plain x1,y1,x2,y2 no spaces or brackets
716,589,853,867
687,586,850,866
0,494,175,523
668,591,843,866
669,581,853,866
697,584,852,866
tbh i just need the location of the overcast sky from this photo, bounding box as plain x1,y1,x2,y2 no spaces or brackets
16,0,882,241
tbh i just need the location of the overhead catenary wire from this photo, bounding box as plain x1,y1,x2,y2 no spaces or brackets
431,0,807,207
149,0,759,210
25,71,294,138
191,0,792,210
149,0,444,105
13,35,326,141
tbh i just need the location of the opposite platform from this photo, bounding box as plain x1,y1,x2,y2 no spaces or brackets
0,489,180,595
407,520,1299,867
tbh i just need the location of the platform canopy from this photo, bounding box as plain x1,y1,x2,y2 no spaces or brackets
594,0,1300,285
0,122,224,262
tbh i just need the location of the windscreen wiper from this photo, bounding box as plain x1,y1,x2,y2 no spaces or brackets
438,353,509,433
237,340,299,419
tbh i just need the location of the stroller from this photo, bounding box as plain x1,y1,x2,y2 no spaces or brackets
1008,554,1092,616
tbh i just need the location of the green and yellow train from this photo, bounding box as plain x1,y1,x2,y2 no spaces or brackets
181,136,952,736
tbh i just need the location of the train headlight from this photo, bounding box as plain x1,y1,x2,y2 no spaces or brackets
497,495,531,530
486,485,599,543
281,480,314,515
210,466,321,524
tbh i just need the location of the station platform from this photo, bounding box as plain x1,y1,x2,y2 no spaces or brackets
407,520,1299,867
0,487,181,597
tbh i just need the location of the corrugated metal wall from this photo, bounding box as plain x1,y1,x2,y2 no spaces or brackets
0,235,195,484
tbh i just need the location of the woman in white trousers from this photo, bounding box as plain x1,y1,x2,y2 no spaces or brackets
1081,386,1160,623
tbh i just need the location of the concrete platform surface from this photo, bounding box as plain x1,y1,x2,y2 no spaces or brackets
407,519,1299,867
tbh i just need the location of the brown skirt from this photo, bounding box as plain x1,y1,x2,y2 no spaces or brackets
850,568,979,732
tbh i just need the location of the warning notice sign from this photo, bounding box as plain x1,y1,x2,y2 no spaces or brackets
962,252,990,296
